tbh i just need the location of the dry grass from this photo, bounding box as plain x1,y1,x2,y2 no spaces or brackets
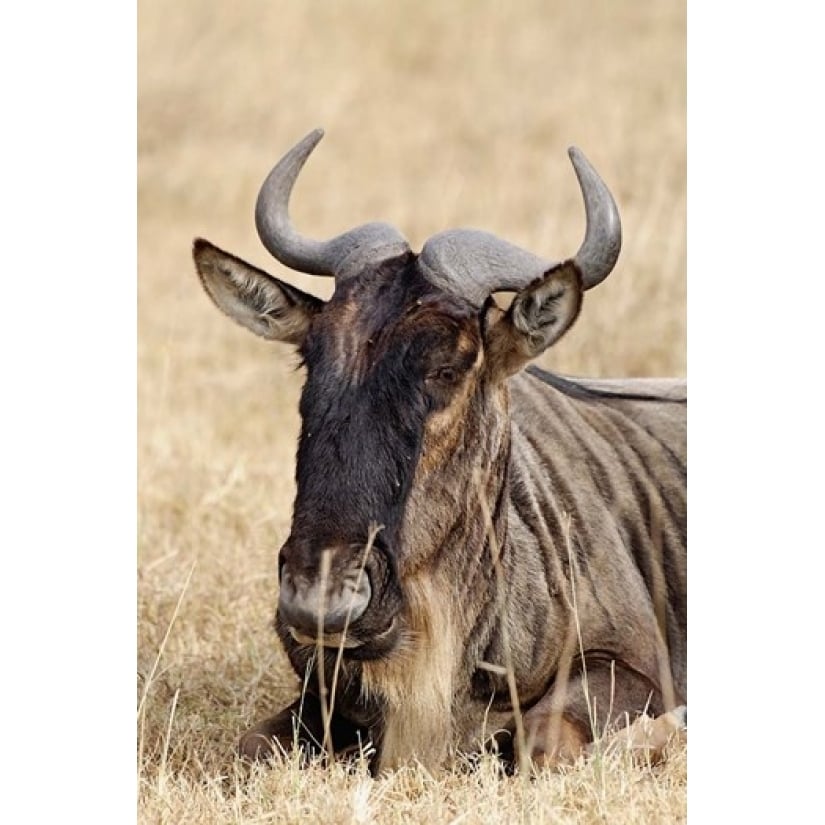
138,0,685,821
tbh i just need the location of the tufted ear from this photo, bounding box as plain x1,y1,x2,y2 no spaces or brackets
193,238,324,345
484,260,583,380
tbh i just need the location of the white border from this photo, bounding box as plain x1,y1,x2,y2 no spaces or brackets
2,1,135,817
689,0,823,816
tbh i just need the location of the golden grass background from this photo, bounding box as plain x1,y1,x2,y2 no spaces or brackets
138,0,685,821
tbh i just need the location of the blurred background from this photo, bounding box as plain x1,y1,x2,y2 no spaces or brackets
138,0,685,785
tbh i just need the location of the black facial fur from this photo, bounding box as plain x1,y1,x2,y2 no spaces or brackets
291,255,478,554
279,254,481,656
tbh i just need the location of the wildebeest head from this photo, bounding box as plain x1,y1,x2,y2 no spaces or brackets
193,129,621,663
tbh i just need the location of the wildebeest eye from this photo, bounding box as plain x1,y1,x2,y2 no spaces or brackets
427,366,459,385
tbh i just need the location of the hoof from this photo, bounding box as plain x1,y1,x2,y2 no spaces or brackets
238,724,279,763
669,704,687,729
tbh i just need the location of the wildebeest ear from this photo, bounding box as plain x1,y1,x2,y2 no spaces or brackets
485,260,583,379
193,238,324,345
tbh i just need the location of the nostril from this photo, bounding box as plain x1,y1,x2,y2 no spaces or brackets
278,566,300,614
279,564,294,594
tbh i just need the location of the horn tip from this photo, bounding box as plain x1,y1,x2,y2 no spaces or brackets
306,127,325,144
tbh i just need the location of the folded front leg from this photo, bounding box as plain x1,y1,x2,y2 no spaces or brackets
238,693,370,765
522,660,685,769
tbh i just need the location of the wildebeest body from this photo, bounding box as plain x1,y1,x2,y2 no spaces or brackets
192,129,687,772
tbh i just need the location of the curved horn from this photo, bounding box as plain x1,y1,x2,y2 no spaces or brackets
255,128,410,279
417,146,621,305
567,146,622,290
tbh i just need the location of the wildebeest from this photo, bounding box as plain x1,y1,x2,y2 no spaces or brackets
193,128,686,773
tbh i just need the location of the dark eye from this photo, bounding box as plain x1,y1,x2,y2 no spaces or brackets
428,366,459,384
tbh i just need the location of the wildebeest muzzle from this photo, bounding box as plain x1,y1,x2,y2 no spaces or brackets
277,537,402,657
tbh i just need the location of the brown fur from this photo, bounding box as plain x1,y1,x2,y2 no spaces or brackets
361,573,458,771
418,346,484,476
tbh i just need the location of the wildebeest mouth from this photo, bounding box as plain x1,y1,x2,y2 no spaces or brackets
288,627,362,649
287,615,399,652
